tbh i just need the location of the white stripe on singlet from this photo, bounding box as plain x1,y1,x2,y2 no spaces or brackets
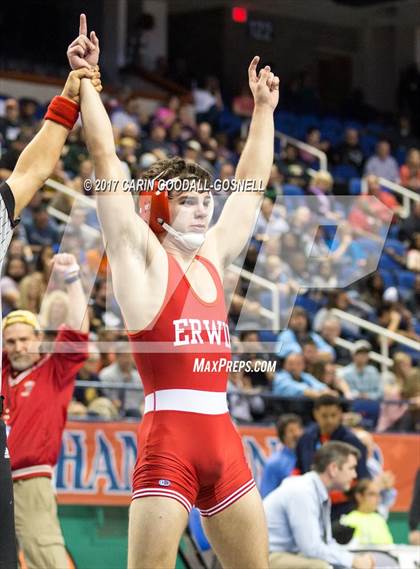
143,389,229,415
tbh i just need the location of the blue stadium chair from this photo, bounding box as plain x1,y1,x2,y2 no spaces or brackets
360,134,377,155
379,269,396,289
218,109,242,136
332,164,359,181
415,322,420,336
188,508,211,551
294,294,321,316
349,178,362,195
378,253,401,271
388,225,400,239
396,147,407,166
385,239,406,256
282,184,304,196
396,270,416,290
259,330,278,343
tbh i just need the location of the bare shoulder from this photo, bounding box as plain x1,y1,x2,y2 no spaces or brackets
199,237,225,278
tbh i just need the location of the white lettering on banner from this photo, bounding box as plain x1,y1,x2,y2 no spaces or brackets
173,319,231,347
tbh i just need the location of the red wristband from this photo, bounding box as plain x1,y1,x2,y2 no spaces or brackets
44,96,79,130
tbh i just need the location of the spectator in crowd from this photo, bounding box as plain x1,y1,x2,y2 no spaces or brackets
272,353,332,400
1,256,28,315
23,203,60,251
62,127,89,175
408,469,420,546
405,273,420,322
1,253,89,569
385,232,420,273
312,362,353,400
264,441,375,569
18,271,45,314
337,341,383,400
332,127,365,175
300,128,329,166
99,344,143,417
0,98,21,147
0,129,34,179
232,84,254,127
319,317,352,365
253,197,289,243
295,395,370,519
264,163,284,203
352,429,397,518
365,175,400,217
239,330,275,390
275,307,335,360
364,139,399,182
260,414,303,498
341,479,393,545
391,116,419,155
39,290,70,333
73,344,103,408
399,148,420,191
378,352,414,432
307,171,340,220
312,261,337,289
385,368,420,432
278,144,308,188
398,200,420,243
110,98,140,133
192,76,223,127
142,124,173,155
313,291,367,339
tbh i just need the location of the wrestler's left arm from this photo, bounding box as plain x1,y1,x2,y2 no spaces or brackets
50,253,89,333
5,68,101,217
207,56,279,267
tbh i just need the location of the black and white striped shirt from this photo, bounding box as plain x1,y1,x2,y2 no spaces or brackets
0,181,19,410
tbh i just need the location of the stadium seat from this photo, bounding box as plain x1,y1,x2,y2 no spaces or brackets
396,270,416,290
385,239,406,256
294,294,321,316
332,164,359,181
349,178,362,195
282,184,304,196
188,508,211,551
379,269,396,289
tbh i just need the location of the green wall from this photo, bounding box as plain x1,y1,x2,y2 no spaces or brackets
59,506,409,569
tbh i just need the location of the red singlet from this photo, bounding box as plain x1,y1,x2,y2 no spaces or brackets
128,252,255,515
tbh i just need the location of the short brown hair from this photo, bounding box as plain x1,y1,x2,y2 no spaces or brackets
276,414,302,443
312,441,360,473
141,156,211,186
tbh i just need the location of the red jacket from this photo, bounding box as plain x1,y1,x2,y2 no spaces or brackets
1,326,88,480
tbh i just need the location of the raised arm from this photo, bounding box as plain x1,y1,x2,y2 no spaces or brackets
6,68,99,216
68,15,163,329
207,57,279,267
50,253,89,333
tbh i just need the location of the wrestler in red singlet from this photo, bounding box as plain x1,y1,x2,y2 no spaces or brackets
128,252,255,516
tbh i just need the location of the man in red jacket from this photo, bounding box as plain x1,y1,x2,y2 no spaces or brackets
1,253,89,569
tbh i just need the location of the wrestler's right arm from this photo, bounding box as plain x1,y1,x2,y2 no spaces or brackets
5,68,99,217
69,15,163,329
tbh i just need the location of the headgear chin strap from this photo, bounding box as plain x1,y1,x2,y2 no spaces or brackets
159,221,206,253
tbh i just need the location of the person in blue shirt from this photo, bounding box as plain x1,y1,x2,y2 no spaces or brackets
273,353,333,399
275,307,335,360
260,414,303,498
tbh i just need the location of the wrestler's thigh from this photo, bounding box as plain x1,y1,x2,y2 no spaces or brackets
128,496,189,569
202,487,269,569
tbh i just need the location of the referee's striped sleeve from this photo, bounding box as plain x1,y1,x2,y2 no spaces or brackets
0,181,19,266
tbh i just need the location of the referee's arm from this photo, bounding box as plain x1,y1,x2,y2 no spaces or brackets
5,68,100,218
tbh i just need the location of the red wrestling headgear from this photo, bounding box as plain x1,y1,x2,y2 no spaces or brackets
138,180,170,234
